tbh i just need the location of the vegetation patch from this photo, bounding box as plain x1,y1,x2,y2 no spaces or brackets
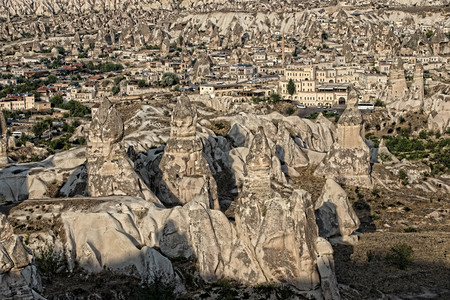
385,243,413,270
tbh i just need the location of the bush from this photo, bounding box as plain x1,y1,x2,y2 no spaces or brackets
367,250,375,262
385,243,413,270
306,112,319,119
419,130,427,139
252,96,262,104
398,169,408,185
379,152,392,162
404,227,417,233
160,72,180,87
133,278,176,300
375,99,386,107
270,93,281,103
35,245,66,281
371,188,380,198
285,106,296,115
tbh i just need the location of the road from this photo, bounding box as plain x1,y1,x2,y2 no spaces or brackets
297,105,347,118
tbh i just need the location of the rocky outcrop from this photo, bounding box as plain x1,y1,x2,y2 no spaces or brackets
411,63,424,101
61,205,184,293
243,126,274,197
0,214,42,300
192,52,212,81
315,179,360,245
425,93,450,133
314,90,372,187
9,188,339,298
158,95,219,209
0,112,8,166
86,99,158,202
7,129,342,298
0,147,86,202
386,58,408,104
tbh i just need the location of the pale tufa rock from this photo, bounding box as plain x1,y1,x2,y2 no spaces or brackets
0,214,43,300
86,99,159,203
158,95,219,209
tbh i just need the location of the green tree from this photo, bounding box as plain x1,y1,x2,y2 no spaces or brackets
56,46,66,56
46,74,57,84
113,76,124,85
50,95,63,107
16,134,29,147
137,79,147,88
287,79,296,98
270,93,281,103
111,85,120,95
32,121,50,138
386,243,413,270
161,72,180,87
86,61,95,70
426,30,434,39
63,100,89,117
419,130,427,139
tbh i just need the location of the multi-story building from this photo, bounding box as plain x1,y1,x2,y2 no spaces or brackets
279,66,351,106
0,93,35,111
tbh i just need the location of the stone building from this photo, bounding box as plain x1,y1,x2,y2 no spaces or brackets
279,66,351,106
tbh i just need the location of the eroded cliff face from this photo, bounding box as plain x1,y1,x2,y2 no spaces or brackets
86,99,159,202
0,93,371,299
0,214,43,300
158,95,219,209
0,0,335,17
0,112,8,166
2,108,364,299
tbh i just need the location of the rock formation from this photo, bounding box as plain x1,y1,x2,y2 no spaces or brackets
243,126,274,198
6,126,341,298
0,112,8,166
315,179,360,245
387,58,408,103
149,126,340,296
86,99,158,202
158,95,219,209
314,89,372,187
0,213,43,299
193,52,212,81
411,63,424,101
